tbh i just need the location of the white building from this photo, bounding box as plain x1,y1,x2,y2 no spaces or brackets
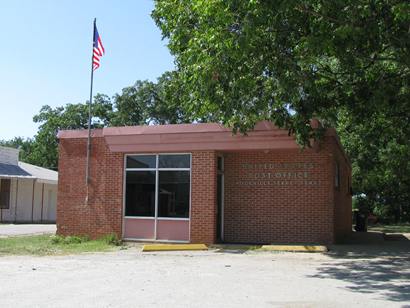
0,146,57,223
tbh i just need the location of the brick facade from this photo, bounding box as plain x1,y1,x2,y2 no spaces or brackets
331,139,353,242
222,137,348,244
190,151,217,244
57,136,123,239
57,126,351,244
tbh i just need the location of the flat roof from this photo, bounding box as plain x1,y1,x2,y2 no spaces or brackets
58,121,298,152
57,121,350,167
57,121,292,138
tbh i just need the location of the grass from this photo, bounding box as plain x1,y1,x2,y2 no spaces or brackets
0,234,124,256
368,223,410,234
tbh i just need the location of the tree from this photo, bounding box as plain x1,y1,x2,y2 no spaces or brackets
5,72,187,170
0,137,35,163
152,0,410,221
29,97,114,169
111,71,190,126
152,0,409,144
338,108,410,222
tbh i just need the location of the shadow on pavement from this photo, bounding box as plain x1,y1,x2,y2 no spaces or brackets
211,244,263,254
310,232,410,303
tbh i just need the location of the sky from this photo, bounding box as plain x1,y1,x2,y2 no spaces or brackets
0,0,174,140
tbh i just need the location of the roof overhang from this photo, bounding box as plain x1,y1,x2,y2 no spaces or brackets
57,121,350,167
0,175,36,179
58,121,300,152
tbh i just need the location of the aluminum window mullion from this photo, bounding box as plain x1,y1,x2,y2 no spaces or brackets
154,154,159,240
126,169,190,171
125,168,156,171
157,168,190,171
124,216,155,220
157,217,190,221
124,153,192,242
188,154,192,242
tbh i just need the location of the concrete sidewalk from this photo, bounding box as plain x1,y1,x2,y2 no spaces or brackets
0,244,409,307
0,224,56,237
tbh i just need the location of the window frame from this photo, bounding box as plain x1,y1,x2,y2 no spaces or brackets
335,161,341,189
123,153,192,222
125,170,157,217
347,175,353,195
0,178,11,210
126,155,157,169
217,155,225,241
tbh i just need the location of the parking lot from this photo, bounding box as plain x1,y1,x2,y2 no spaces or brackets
0,224,56,238
0,238,409,308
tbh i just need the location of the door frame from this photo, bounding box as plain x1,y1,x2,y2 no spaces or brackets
217,155,225,242
122,153,192,242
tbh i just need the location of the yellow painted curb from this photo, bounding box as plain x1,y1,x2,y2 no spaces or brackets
260,245,328,252
142,244,208,252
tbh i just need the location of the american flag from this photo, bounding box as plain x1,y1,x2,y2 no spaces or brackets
92,23,105,71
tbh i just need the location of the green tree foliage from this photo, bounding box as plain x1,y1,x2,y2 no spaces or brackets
338,109,410,222
1,72,184,170
2,1,409,221
0,137,35,163
152,0,409,143
152,1,410,221
111,71,188,126
152,0,410,221
28,96,114,169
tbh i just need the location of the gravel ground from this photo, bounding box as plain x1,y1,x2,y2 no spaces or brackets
0,224,56,237
0,241,409,308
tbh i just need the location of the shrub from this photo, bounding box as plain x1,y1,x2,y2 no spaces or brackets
50,235,63,244
103,233,122,246
50,235,90,245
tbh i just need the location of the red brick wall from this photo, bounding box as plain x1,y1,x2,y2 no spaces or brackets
57,137,123,239
57,139,218,243
330,139,353,242
190,151,217,244
57,135,350,244
223,141,336,244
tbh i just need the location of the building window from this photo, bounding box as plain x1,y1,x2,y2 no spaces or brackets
158,171,190,218
335,162,340,189
217,156,224,172
159,154,190,169
347,176,352,195
126,155,156,168
125,154,191,219
0,179,11,209
125,171,156,217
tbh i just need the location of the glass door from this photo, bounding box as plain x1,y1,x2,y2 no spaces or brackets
123,154,191,242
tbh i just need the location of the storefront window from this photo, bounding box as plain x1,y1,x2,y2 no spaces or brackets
158,171,190,218
125,171,156,216
125,154,191,219
127,155,156,168
159,154,190,168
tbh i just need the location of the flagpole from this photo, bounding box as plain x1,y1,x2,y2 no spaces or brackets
85,18,96,202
